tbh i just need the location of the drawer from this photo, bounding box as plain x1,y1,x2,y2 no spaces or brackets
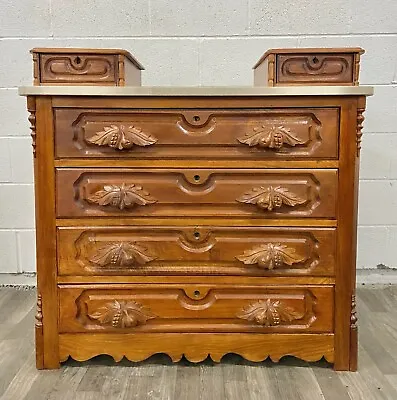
54,108,339,159
32,48,143,86
58,226,336,276
59,284,334,333
253,48,364,86
56,168,337,219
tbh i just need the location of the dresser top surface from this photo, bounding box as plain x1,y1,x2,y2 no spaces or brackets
19,85,374,97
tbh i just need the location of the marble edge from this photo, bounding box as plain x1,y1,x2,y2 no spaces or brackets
18,85,374,97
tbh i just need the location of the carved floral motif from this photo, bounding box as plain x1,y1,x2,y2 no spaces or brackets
87,124,157,150
88,300,157,328
89,242,157,267
236,243,306,270
237,299,302,327
238,126,305,150
87,183,157,210
236,185,306,211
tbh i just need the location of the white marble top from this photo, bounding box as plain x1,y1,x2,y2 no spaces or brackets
19,85,374,97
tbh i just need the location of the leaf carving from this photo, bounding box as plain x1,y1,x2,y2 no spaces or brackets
89,242,157,267
236,243,306,270
237,299,302,327
87,124,157,150
238,126,305,150
236,185,306,211
89,300,157,328
87,183,157,210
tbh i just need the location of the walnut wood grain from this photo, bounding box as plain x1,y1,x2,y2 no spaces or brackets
56,168,338,219
57,226,336,276
59,284,334,333
54,108,339,159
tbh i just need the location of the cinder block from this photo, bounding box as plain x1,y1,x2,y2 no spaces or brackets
16,230,36,273
298,35,397,85
388,135,397,179
365,86,397,133
0,0,51,37
150,0,249,36
0,90,29,136
51,0,150,37
0,139,12,182
386,227,397,268
0,231,18,273
357,226,389,268
350,0,397,34
360,134,390,180
358,180,397,225
0,185,35,229
9,138,34,184
249,0,351,35
199,38,298,86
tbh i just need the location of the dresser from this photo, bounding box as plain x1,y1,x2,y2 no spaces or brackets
19,83,373,371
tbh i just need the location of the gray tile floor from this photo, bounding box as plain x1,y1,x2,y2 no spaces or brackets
0,285,397,400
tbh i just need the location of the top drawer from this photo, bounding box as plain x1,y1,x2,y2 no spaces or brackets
54,108,339,160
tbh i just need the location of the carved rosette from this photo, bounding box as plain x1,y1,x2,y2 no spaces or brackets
35,293,43,328
88,300,157,328
89,242,157,267
87,183,157,210
86,124,157,150
236,185,306,211
238,126,305,150
237,299,302,327
351,294,358,330
356,108,365,157
27,97,37,157
236,243,306,270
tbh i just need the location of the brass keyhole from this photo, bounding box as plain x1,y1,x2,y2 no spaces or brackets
194,231,200,240
193,115,200,122
194,174,200,182
75,56,82,64
312,56,319,64
194,290,201,297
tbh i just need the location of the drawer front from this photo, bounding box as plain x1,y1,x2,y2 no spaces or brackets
59,284,334,333
58,226,336,276
56,168,337,219
54,108,339,159
39,54,117,85
276,53,354,85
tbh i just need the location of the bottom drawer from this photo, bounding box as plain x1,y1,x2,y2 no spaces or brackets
59,284,334,333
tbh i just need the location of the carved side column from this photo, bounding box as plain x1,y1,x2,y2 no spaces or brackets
27,97,37,157
35,293,44,368
350,294,358,371
267,54,275,86
356,107,365,157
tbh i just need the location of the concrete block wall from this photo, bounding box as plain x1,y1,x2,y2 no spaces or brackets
0,0,396,275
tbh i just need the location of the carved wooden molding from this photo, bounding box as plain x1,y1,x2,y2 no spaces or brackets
236,243,306,270
351,294,358,330
88,300,157,328
238,126,305,150
87,183,157,210
89,242,157,267
356,108,365,157
86,124,157,150
35,293,43,328
237,299,302,327
27,97,37,157
236,185,306,211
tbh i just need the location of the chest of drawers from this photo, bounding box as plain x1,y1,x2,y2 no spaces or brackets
19,85,373,370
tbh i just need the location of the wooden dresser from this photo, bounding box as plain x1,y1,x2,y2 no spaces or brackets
19,84,373,371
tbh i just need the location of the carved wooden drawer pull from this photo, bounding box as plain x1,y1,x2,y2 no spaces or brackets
88,300,157,328
236,243,305,270
237,299,302,327
236,185,306,211
87,183,157,210
238,125,305,150
89,242,157,267
87,124,157,150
